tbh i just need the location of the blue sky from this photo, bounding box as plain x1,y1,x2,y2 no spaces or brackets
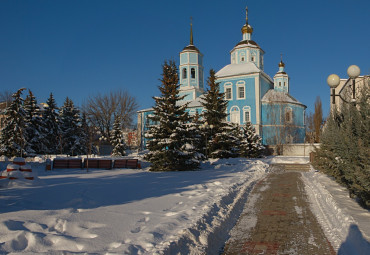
0,0,369,117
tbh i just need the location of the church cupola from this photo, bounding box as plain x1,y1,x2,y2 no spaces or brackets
229,7,265,70
241,7,253,41
274,57,289,93
179,18,204,101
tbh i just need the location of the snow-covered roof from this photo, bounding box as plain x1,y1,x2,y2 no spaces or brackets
178,95,205,108
261,89,306,107
137,96,205,114
216,62,272,82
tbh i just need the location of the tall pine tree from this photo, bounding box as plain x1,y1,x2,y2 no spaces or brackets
201,69,236,158
111,115,126,156
42,93,61,154
0,88,27,157
145,60,199,171
59,97,84,156
24,90,46,155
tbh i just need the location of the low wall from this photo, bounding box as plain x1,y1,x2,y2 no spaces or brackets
266,143,320,156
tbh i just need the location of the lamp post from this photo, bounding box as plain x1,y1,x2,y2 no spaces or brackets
327,65,361,105
200,122,209,159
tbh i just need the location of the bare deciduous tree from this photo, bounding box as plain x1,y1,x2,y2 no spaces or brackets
0,90,13,106
313,96,323,143
82,89,138,143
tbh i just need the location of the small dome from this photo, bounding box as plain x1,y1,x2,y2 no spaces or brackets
241,23,253,34
279,60,285,68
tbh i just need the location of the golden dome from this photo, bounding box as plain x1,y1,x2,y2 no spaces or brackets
242,23,253,34
279,60,285,67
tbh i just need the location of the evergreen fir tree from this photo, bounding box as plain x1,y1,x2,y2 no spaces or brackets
59,97,84,156
188,112,206,160
239,122,264,158
201,69,236,158
313,82,370,208
145,60,199,171
23,90,46,155
111,115,126,156
42,93,61,154
0,88,27,157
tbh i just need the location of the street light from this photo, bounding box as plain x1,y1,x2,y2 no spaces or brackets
327,65,361,104
200,122,214,159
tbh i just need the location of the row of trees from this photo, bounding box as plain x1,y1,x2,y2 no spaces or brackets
313,79,369,208
144,61,264,171
0,88,132,157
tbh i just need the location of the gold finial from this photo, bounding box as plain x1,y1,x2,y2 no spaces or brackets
190,17,193,45
279,53,285,67
241,6,253,34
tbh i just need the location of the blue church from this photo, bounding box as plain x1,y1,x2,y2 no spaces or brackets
138,7,306,149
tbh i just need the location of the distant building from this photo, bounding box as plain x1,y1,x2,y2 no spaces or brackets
138,7,306,149
329,75,369,112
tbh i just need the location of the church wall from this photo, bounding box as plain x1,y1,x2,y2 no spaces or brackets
218,76,257,125
260,77,273,98
261,102,306,144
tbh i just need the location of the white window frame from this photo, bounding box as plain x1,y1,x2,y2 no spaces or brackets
243,106,251,123
224,82,233,100
285,107,293,123
230,106,240,124
236,81,246,100
240,52,246,63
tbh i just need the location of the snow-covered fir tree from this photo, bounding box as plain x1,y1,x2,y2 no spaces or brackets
0,88,27,157
201,69,237,158
145,60,199,171
23,90,46,155
188,112,205,160
239,122,264,158
110,115,126,156
42,93,61,154
59,97,84,156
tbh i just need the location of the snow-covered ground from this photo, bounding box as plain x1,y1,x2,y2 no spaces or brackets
0,157,268,254
0,156,369,254
302,170,370,255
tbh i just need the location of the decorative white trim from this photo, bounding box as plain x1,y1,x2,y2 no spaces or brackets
224,82,233,100
230,106,240,124
285,107,293,123
255,76,260,125
243,106,251,123
236,81,246,100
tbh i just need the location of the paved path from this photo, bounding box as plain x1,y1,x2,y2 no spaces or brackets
222,165,336,255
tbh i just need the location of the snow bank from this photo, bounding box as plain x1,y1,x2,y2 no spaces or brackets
302,171,370,254
0,158,268,254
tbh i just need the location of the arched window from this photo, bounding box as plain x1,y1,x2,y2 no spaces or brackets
182,68,187,79
224,82,233,100
285,107,293,123
236,81,246,100
230,106,240,124
191,68,195,79
243,106,251,123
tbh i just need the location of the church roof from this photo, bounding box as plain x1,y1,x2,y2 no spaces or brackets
178,95,204,108
261,90,306,107
234,39,260,49
216,62,272,81
182,44,200,53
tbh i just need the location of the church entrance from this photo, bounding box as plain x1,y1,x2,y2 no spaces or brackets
230,106,240,124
